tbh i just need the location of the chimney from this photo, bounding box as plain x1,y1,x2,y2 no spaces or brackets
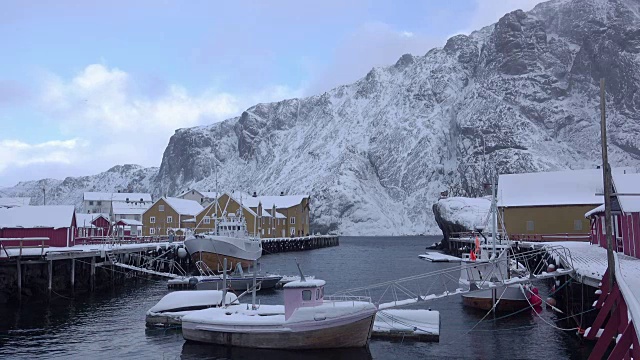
280,191,284,196
252,191,257,197
117,190,121,193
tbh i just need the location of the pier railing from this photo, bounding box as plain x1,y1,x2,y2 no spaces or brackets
509,233,590,242
0,237,50,258
75,235,185,245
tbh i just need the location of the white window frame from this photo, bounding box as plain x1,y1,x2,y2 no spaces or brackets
526,220,534,231
574,219,583,231
150,228,156,235
159,205,165,212
290,227,295,236
204,217,210,224
150,216,156,224
268,228,271,235
167,216,173,223
290,217,295,225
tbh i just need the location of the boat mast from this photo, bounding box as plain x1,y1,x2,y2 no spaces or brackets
600,78,616,292
491,171,497,258
251,259,257,310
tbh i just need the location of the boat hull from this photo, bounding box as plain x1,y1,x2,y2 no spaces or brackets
185,236,262,271
182,313,376,349
462,285,530,312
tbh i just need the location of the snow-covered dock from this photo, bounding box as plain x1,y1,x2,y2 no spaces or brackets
418,252,461,262
372,309,439,342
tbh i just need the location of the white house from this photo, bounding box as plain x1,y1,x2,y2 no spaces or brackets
83,192,152,214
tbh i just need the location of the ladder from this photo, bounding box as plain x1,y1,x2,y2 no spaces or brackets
195,260,217,276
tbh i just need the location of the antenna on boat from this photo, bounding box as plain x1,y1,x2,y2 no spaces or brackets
294,258,306,282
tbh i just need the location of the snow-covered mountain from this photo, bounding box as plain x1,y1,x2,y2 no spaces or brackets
1,165,157,209
3,0,640,235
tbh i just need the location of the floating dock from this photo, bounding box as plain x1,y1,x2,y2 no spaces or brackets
261,235,339,254
418,252,461,262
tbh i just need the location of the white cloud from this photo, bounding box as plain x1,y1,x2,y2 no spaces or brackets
305,22,441,95
0,64,301,186
0,138,87,173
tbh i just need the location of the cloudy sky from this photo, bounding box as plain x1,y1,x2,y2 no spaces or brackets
0,0,543,187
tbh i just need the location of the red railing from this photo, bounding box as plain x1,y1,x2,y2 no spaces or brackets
508,233,590,242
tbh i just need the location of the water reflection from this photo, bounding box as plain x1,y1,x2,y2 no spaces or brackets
181,341,373,360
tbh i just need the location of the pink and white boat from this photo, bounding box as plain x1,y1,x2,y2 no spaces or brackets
181,278,377,349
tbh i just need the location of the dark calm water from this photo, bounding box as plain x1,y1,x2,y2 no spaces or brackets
0,236,592,359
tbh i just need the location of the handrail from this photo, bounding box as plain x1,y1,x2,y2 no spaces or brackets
0,237,50,258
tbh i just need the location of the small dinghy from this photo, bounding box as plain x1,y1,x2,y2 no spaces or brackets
181,265,377,349
146,290,238,327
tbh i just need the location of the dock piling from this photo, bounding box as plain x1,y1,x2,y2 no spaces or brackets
47,260,52,297
16,258,22,300
90,257,96,291
70,259,75,292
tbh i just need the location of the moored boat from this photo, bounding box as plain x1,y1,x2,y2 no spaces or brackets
184,211,262,271
181,277,378,349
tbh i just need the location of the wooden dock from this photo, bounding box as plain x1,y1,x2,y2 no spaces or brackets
261,235,339,254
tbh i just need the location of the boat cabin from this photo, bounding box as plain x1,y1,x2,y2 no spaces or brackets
283,279,326,320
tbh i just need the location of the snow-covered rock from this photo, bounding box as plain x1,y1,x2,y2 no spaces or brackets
3,0,640,235
433,197,491,242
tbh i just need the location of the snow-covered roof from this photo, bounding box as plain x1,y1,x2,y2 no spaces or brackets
497,168,635,207
163,197,203,216
117,218,143,226
283,279,326,288
76,213,109,226
0,197,31,208
613,173,640,213
258,195,309,209
585,204,605,218
111,201,150,215
84,192,152,202
0,206,75,229
201,191,220,199
229,192,261,208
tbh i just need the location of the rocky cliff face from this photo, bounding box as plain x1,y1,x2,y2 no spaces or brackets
3,0,640,235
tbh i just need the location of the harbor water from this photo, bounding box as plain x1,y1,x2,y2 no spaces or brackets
0,236,592,359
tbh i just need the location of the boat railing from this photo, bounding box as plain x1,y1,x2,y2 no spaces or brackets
324,295,372,306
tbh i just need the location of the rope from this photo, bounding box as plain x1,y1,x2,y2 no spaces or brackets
519,284,579,332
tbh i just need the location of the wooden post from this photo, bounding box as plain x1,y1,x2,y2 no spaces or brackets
90,257,96,291
70,258,75,292
16,258,22,300
599,78,616,294
48,260,52,297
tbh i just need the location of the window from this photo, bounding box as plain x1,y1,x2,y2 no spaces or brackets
290,227,295,236
526,221,534,231
89,201,94,205
97,201,102,206
290,217,295,224
574,220,583,231
261,229,265,235
150,216,156,224
159,205,165,212
150,228,155,235
302,290,312,301
167,216,173,223
135,215,141,221
316,289,320,300
204,217,210,224
268,228,271,235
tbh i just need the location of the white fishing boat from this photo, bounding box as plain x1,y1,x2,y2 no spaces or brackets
459,176,532,312
181,265,378,349
184,210,262,271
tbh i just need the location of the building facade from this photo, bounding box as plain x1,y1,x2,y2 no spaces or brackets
176,189,219,206
83,192,152,214
498,168,633,241
142,197,203,236
587,173,640,258
0,205,77,247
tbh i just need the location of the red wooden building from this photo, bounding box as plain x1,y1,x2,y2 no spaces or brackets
76,213,111,238
587,173,640,258
0,205,77,248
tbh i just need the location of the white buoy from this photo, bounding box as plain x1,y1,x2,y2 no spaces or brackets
177,248,188,259
547,264,556,273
